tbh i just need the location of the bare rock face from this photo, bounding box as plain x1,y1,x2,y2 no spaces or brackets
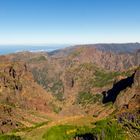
132,67,140,112
0,62,53,112
114,67,140,111
64,71,75,88
135,49,140,66
115,88,136,109
0,61,55,133
134,67,140,87
0,105,19,134
0,63,27,92
103,73,135,104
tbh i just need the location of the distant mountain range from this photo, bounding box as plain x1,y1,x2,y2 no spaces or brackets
49,43,140,56
1,43,140,55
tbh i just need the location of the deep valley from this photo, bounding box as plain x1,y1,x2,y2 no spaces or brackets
0,43,140,140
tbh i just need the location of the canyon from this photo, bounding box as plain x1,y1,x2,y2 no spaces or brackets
0,43,140,140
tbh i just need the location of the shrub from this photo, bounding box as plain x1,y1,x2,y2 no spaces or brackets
0,135,21,140
76,92,102,106
29,56,47,62
91,119,126,140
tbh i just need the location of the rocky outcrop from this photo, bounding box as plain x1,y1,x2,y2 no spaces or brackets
101,65,140,113
135,49,140,66
0,63,27,92
102,73,135,104
113,67,140,111
0,105,20,134
134,67,140,86
64,72,75,88
0,62,54,112
0,61,57,133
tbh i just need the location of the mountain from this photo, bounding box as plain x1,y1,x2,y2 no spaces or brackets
75,43,140,53
0,60,59,133
50,43,140,56
0,43,140,140
49,43,140,71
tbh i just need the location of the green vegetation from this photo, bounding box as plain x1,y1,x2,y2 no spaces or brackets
43,125,75,140
79,63,96,70
43,125,92,140
43,118,126,140
76,92,102,106
117,112,140,139
13,121,49,133
32,67,64,101
69,62,134,90
0,135,21,140
70,51,81,57
32,67,49,88
50,80,64,101
93,70,120,87
50,81,63,93
49,101,62,114
91,119,126,140
53,106,62,114
54,92,64,101
29,56,47,62
93,69,133,87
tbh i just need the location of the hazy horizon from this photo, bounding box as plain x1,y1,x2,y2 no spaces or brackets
1,42,140,55
0,44,71,55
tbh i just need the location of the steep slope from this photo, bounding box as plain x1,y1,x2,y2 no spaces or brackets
0,61,57,133
0,61,53,111
115,67,140,112
2,47,137,116
50,46,136,71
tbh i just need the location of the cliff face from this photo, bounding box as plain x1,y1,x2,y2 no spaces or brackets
131,67,140,111
0,61,56,133
134,67,140,86
0,61,53,112
135,49,140,66
51,47,136,71
107,67,140,113
0,62,27,92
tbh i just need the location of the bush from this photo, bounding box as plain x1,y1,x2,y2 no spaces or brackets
93,70,120,87
91,119,126,140
76,92,102,106
29,56,47,62
0,135,21,140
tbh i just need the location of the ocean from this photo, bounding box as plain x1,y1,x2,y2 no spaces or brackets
0,44,70,55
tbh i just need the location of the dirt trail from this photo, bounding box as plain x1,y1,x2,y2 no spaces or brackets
15,106,114,140
16,115,94,140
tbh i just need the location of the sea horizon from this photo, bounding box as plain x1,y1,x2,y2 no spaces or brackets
0,44,70,55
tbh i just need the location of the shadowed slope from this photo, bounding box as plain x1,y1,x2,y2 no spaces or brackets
102,73,135,103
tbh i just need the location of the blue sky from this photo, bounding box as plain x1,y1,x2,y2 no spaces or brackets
0,0,140,45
